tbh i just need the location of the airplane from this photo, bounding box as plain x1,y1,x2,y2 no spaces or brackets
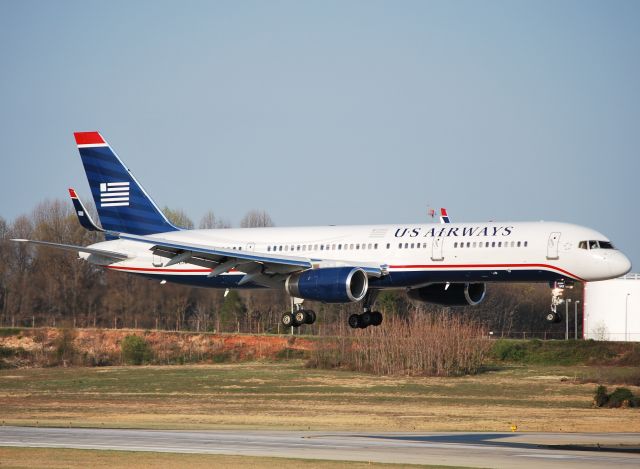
12,131,632,329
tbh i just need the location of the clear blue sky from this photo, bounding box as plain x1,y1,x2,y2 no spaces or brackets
1,1,639,265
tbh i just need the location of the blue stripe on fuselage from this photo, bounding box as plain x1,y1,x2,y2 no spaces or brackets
121,268,568,290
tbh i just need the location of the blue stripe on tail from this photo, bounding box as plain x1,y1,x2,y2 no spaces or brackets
76,134,179,235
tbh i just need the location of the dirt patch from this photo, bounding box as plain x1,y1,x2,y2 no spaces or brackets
0,328,314,367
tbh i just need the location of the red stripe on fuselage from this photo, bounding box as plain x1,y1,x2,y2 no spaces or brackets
105,263,583,281
389,263,585,281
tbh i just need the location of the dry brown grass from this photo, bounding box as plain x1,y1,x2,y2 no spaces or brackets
311,313,490,376
1,362,639,433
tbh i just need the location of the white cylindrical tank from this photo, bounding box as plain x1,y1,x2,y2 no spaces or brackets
584,273,640,341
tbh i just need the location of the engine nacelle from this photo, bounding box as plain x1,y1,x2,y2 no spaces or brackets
285,267,368,303
407,283,486,306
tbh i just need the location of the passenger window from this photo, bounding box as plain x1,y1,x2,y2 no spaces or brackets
267,246,271,252
454,242,458,248
466,242,470,248
517,241,521,247
338,244,342,250
492,242,496,247
524,241,528,247
498,242,502,247
386,243,390,249
374,243,378,249
404,243,409,248
411,243,414,249
472,242,476,248
399,243,402,249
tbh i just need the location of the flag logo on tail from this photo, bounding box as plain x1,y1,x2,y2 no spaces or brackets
100,182,130,207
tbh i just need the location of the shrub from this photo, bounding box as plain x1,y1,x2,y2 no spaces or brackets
121,335,153,365
593,385,609,407
593,385,639,408
491,340,526,361
608,388,638,408
54,328,77,366
0,328,22,338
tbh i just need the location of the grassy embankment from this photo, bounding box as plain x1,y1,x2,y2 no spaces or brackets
1,328,639,432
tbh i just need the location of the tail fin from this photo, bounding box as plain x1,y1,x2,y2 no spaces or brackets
74,131,179,235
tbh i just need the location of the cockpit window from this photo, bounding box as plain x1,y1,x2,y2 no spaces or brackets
579,240,615,250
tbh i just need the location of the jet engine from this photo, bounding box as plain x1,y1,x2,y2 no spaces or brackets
407,283,486,306
285,267,368,303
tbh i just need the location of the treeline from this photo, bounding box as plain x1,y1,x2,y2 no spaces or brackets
0,199,580,336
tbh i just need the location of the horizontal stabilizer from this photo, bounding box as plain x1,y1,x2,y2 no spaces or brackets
10,239,130,260
69,188,104,232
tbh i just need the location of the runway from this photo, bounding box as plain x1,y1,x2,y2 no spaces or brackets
1,426,639,468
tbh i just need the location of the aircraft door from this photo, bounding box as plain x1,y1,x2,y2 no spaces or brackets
547,232,561,260
431,237,444,261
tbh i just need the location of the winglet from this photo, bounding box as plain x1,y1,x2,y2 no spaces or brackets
439,208,451,224
68,187,104,232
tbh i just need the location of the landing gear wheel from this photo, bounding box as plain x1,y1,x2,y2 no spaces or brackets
281,312,294,327
546,312,562,323
360,312,372,329
370,311,383,326
348,313,360,329
305,310,316,325
294,310,307,327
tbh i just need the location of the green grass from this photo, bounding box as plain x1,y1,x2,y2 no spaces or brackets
0,447,468,469
489,339,640,366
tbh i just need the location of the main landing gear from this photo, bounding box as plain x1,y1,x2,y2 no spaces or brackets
348,290,383,329
281,309,316,328
281,298,316,329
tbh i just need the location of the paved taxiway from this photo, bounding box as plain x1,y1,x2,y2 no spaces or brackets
1,427,639,468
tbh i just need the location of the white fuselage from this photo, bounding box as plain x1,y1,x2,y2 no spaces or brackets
84,221,631,289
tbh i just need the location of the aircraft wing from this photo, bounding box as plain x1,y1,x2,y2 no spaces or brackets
10,239,130,260
112,231,384,287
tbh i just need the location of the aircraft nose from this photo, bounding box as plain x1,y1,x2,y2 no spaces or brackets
609,251,632,278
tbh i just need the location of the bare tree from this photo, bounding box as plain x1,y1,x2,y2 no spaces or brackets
162,207,194,229
240,209,274,228
199,210,231,229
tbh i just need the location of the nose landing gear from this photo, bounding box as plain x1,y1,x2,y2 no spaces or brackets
546,280,573,323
